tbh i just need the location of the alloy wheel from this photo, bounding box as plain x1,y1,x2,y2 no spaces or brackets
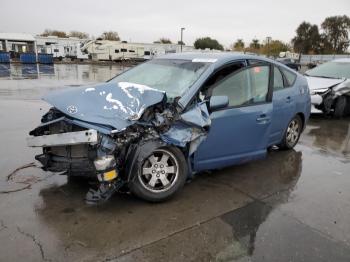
139,149,179,193
286,119,300,147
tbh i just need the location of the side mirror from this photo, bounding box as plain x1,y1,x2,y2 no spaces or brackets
209,96,229,111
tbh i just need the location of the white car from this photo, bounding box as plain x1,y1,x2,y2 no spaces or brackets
305,58,350,117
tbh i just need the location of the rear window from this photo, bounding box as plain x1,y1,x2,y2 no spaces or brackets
281,68,297,86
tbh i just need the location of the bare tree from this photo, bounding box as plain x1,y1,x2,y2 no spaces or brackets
40,29,67,38
69,31,89,39
99,31,120,41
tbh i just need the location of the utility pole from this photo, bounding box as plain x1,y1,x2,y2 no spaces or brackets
266,36,272,57
180,27,185,52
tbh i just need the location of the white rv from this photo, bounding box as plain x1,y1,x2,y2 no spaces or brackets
38,44,65,60
65,43,89,60
82,40,144,61
81,40,195,61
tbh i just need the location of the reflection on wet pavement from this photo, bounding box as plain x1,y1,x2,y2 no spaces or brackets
302,116,350,160
0,64,126,100
0,65,350,261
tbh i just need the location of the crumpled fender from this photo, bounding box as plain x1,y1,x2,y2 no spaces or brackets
160,101,211,155
124,139,167,182
333,79,350,98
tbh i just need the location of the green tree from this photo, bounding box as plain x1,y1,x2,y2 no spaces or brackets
321,15,350,53
249,39,260,50
100,31,120,41
69,31,89,39
194,37,224,50
40,29,67,38
231,39,245,51
261,40,290,57
292,22,321,54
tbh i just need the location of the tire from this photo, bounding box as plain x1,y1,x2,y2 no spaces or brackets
129,146,187,202
334,96,347,118
279,115,302,150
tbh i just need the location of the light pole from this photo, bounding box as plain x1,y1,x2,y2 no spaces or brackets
266,36,272,57
180,27,185,52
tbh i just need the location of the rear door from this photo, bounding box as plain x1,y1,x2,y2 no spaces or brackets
268,66,297,145
194,63,273,171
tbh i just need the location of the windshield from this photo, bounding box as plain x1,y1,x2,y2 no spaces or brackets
306,61,350,79
109,59,210,99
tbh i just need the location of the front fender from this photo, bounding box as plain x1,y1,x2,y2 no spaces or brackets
124,139,166,182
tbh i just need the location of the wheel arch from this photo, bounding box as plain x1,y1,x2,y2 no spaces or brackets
296,112,305,131
124,139,189,182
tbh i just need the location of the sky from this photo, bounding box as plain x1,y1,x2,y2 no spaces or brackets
1,0,349,48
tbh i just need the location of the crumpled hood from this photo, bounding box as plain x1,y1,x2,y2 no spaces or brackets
43,82,165,131
305,76,345,91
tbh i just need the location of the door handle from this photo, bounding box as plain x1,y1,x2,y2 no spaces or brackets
286,96,292,103
256,114,270,123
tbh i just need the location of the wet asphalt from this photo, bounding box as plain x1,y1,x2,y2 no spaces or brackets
0,64,349,262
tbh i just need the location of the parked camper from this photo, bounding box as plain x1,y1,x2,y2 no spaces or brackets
82,40,194,61
50,45,65,60
37,44,65,60
66,43,88,61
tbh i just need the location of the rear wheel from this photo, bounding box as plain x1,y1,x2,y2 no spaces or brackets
334,96,347,118
279,115,302,150
129,147,187,202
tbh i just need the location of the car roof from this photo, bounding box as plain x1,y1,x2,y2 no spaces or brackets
332,58,350,63
157,52,275,68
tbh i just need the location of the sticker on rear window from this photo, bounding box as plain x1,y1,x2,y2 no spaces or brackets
192,58,217,63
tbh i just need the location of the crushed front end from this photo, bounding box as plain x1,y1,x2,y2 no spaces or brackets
27,82,211,204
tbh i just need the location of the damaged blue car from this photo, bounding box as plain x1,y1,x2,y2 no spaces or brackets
27,53,311,204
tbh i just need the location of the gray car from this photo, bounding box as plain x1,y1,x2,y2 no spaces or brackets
305,58,350,117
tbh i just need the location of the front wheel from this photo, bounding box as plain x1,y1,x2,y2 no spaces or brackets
129,147,187,202
279,115,302,150
334,96,347,118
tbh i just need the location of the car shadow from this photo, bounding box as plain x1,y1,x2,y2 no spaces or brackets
35,149,302,259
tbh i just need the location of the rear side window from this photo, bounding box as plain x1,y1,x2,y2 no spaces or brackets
273,66,284,91
281,68,297,86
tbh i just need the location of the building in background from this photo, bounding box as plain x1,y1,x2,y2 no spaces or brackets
0,32,195,62
0,33,36,58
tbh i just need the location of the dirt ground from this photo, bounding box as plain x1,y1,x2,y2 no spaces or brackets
0,64,349,262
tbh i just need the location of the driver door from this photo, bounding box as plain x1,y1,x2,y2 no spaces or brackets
193,63,273,171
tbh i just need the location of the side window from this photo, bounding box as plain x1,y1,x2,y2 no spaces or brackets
281,67,297,86
273,66,284,91
212,65,270,107
200,62,245,99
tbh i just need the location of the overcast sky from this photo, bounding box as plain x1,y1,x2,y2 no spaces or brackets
1,0,349,47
